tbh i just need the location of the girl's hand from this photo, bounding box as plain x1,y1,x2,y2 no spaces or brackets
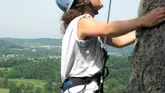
141,7,165,27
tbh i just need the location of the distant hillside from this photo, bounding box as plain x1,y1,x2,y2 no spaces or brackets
1,38,62,46
0,39,23,55
106,45,133,55
0,38,133,55
0,39,23,49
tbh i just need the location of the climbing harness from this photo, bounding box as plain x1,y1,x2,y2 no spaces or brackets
60,73,101,93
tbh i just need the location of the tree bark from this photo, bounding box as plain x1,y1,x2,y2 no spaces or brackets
126,0,165,93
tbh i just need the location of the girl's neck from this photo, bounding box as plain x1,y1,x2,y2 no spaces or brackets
84,9,98,17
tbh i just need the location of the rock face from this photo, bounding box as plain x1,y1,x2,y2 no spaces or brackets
126,0,165,93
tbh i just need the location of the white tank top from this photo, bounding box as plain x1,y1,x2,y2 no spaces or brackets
61,14,104,82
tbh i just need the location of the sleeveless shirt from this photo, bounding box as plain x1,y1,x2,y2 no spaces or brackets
61,14,104,82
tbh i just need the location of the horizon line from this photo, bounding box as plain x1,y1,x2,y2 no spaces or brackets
0,37,62,39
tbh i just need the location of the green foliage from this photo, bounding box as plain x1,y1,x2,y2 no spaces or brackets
6,58,60,81
44,79,61,93
0,78,9,88
0,38,133,93
0,71,3,77
110,85,125,93
0,54,131,93
104,55,131,93
34,87,43,93
9,82,34,93
0,59,29,67
9,82,21,93
2,80,45,93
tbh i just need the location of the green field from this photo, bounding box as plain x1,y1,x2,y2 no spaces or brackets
0,88,9,93
10,78,46,88
0,68,12,72
0,68,12,70
0,78,46,88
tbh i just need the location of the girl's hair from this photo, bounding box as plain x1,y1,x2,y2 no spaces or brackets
61,0,94,34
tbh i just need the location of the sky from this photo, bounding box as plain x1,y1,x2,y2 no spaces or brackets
0,0,140,39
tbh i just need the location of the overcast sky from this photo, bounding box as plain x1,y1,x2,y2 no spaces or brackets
0,0,140,39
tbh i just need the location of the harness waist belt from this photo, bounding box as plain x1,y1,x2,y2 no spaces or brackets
61,73,101,91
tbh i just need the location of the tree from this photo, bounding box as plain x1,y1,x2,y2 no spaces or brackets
9,82,22,93
0,70,3,77
127,0,165,93
34,87,43,93
1,78,8,88
23,83,34,93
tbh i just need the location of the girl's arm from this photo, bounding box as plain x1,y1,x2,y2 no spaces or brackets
78,7,165,40
107,31,136,48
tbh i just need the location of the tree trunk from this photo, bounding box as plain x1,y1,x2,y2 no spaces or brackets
126,0,165,93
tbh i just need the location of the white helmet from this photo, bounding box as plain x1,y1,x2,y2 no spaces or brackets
56,0,90,12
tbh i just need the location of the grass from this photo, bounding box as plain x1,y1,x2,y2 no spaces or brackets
0,68,13,71
0,78,46,88
0,88,9,93
10,78,46,88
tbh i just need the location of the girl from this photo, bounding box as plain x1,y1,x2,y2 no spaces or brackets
56,0,165,93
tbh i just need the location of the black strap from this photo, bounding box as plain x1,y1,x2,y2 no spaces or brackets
61,73,101,92
98,48,109,93
102,48,109,79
